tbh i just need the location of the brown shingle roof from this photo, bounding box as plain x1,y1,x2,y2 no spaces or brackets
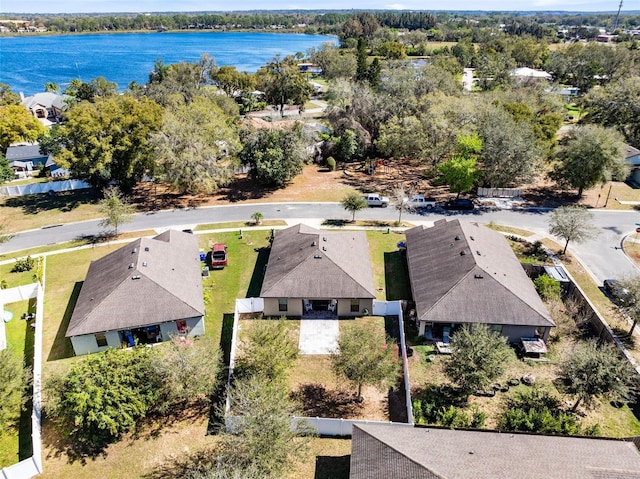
66,230,204,337
405,219,554,328
260,224,375,299
351,424,640,479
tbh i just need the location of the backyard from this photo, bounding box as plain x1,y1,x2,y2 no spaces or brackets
7,219,640,478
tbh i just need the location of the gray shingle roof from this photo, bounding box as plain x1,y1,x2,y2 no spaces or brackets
5,145,47,162
66,230,205,337
405,219,554,328
260,224,375,299
351,424,640,479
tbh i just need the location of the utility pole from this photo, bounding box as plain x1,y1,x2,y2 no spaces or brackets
613,0,623,32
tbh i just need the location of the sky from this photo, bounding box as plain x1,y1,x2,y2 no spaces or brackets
0,0,629,14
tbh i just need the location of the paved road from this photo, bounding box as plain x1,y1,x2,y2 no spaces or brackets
2,203,638,283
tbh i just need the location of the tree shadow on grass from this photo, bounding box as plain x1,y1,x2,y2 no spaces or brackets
291,384,363,418
612,327,637,349
141,447,217,479
314,454,350,479
19,305,36,460
245,247,270,298
383,251,411,301
47,281,81,361
3,190,98,215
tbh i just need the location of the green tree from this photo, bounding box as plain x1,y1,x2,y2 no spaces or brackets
211,65,256,97
443,324,512,396
0,104,46,152
251,211,263,225
99,186,134,235
533,274,561,301
583,77,640,147
235,320,298,383
438,133,482,198
615,276,640,335
0,152,14,182
548,206,599,255
256,55,313,117
308,43,357,80
151,336,221,411
52,95,162,189
334,129,360,163
558,341,636,412
478,106,543,188
331,322,399,401
217,377,312,478
0,83,21,105
355,37,369,82
550,125,627,198
44,82,61,93
341,191,368,222
240,123,308,187
152,95,241,194
45,347,159,452
0,349,31,429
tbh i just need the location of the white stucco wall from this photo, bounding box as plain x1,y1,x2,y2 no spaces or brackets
70,330,121,356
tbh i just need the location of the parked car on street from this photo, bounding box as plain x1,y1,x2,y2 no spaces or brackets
443,198,475,211
409,194,437,209
364,193,389,207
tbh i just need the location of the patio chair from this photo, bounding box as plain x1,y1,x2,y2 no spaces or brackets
304,300,313,313
328,299,337,313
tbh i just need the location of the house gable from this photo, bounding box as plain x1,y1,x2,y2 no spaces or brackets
66,230,204,337
260,224,375,299
350,424,640,479
405,219,553,328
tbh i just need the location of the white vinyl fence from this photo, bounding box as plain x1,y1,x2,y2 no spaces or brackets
225,298,414,436
477,187,523,198
0,179,90,197
0,280,44,479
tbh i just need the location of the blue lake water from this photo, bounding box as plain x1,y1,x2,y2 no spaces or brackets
0,31,336,95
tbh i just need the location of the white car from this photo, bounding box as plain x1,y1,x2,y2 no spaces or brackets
408,195,436,209
364,193,390,207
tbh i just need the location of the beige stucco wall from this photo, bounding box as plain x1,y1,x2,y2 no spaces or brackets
263,297,373,318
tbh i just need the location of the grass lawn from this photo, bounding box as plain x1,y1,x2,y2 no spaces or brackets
0,299,35,468
0,261,37,288
1,189,102,232
366,230,409,301
194,219,286,231
484,222,535,238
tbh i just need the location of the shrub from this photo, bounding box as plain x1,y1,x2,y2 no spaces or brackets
437,405,470,428
12,255,35,273
326,156,336,171
534,274,561,300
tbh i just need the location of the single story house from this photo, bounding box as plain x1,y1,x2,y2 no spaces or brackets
260,224,376,318
6,144,51,178
350,423,640,479
625,144,640,185
66,230,205,355
510,67,552,82
405,219,555,343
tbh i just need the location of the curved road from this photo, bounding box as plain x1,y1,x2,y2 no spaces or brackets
1,203,638,284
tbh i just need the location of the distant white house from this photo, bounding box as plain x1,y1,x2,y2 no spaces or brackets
511,67,552,81
625,145,640,185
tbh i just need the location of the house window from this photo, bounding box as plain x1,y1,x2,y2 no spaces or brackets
350,299,360,313
95,333,108,347
278,298,288,312
490,325,503,334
